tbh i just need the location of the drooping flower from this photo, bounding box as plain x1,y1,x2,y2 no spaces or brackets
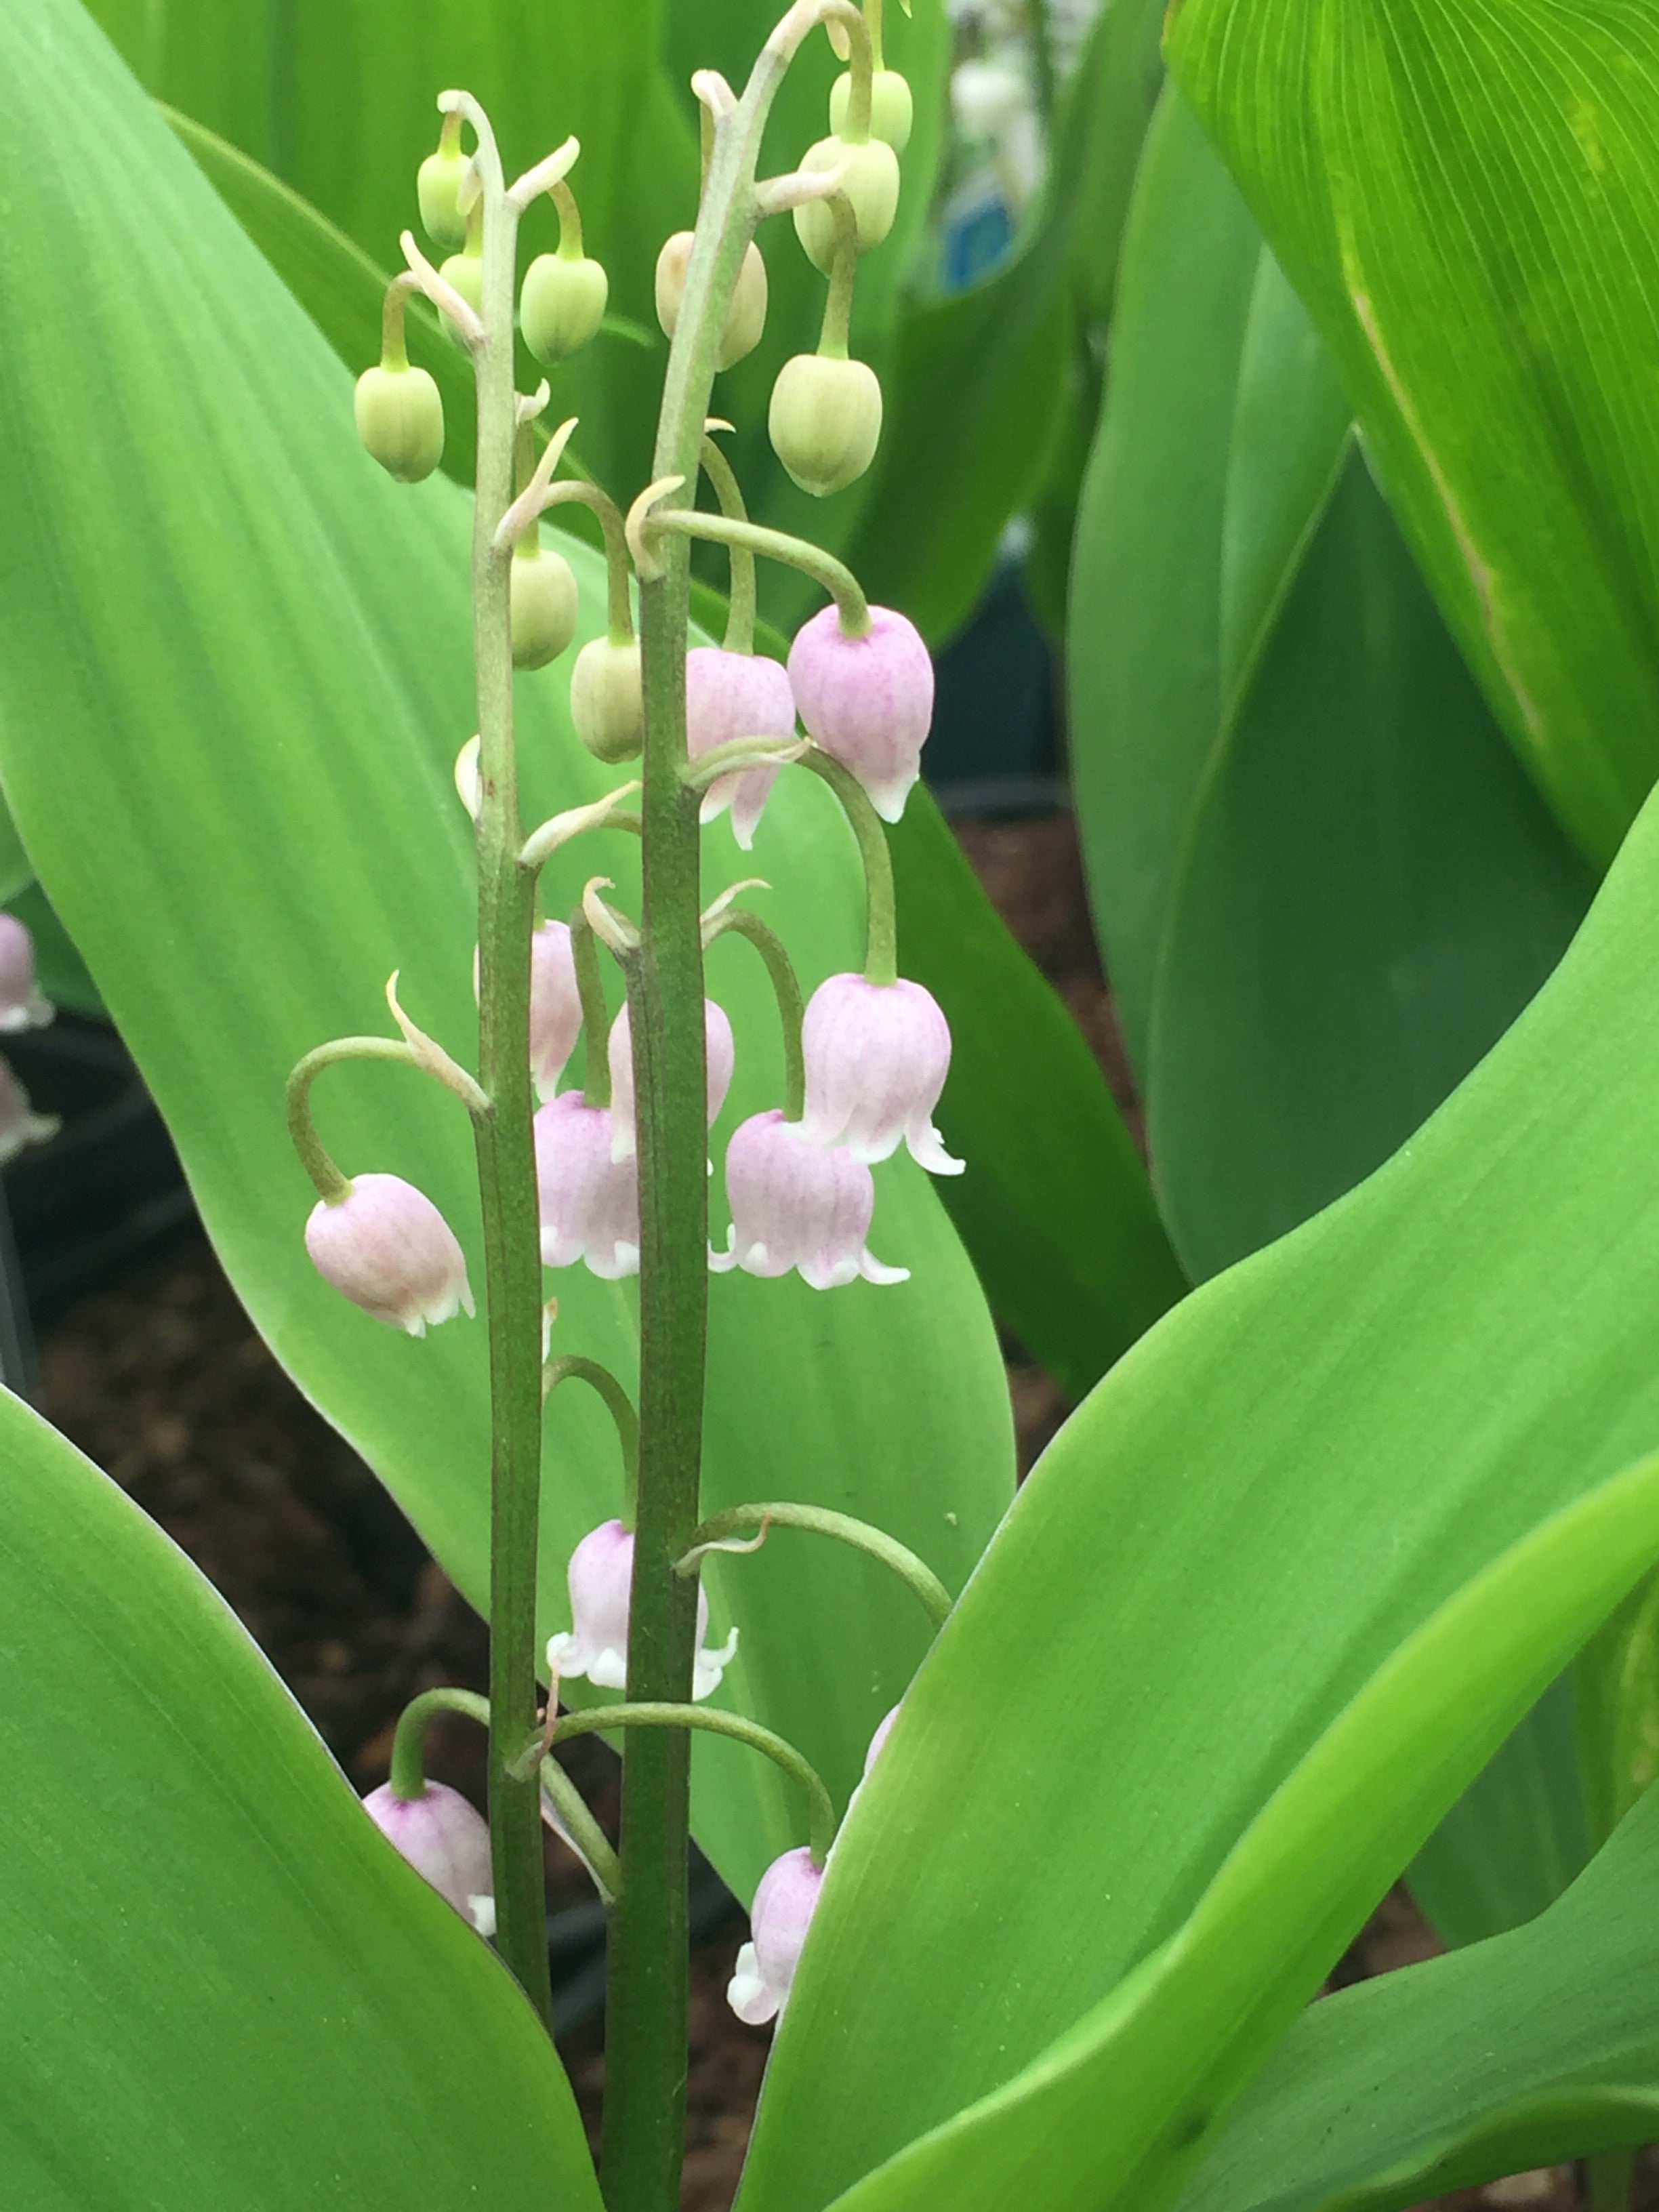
727,1846,824,2025
711,1111,907,1290
0,1058,58,1165
686,647,797,849
304,1174,474,1334
800,974,962,1174
533,1094,640,1278
361,1780,495,1936
607,998,735,1162
0,915,53,1033
546,1518,738,1700
787,605,933,823
529,921,584,1101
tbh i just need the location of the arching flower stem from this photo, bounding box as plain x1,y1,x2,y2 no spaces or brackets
388,1685,490,1799
286,1037,421,1203
798,749,898,985
698,432,758,654
704,907,806,1120
569,906,615,1109
678,1501,950,1626
544,1354,640,1523
642,506,871,636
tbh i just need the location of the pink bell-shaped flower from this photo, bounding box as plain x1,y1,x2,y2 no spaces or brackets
787,605,933,823
0,916,52,1033
304,1173,474,1335
727,1846,824,2025
687,647,796,848
361,1780,495,1936
534,1093,640,1278
800,974,962,1174
711,1111,907,1290
0,1057,58,1164
607,998,735,1162
529,921,583,1102
546,1517,738,1700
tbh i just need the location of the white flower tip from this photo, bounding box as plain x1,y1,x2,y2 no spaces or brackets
727,1942,779,2026
466,1893,497,1938
692,1625,739,1701
546,1631,583,1679
910,1124,965,1176
860,1252,910,1287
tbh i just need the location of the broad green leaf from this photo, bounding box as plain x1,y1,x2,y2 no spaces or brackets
1177,1779,1659,2212
888,796,1186,1399
731,686,1659,2205
756,1452,1659,2212
0,0,1013,1904
1148,447,1593,1279
1166,0,1659,867
1068,89,1298,1070
842,0,1166,647
0,1384,601,2208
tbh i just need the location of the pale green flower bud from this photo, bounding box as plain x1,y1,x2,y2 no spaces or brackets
437,250,483,346
654,233,769,371
510,545,580,670
520,252,609,365
353,363,445,483
768,354,882,497
417,146,471,249
570,637,644,762
829,68,914,151
792,137,901,273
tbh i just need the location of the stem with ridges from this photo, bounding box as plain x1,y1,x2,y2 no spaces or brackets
600,14,830,2207
448,87,556,2035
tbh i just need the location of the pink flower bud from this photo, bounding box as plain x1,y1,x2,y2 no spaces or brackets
727,1846,824,2024
529,921,583,1102
787,605,933,823
304,1173,474,1335
864,1704,901,1776
711,1111,907,1290
533,1094,640,1279
0,1057,58,1164
800,974,962,1174
686,647,797,849
607,998,735,1162
361,1780,495,1935
546,1517,738,1700
0,916,52,1032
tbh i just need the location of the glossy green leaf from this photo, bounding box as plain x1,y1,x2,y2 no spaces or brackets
1166,0,1659,868
1149,447,1593,1279
843,0,1166,647
888,796,1185,1399
757,1450,1659,2212
1177,1778,1659,2212
0,0,1013,1904
0,1383,600,2207
731,687,1659,2206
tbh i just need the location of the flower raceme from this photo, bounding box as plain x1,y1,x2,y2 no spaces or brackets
304,1173,474,1335
547,1518,738,1700
608,997,735,1162
361,1780,496,1936
800,975,962,1175
712,1110,907,1290
533,1094,640,1279
788,603,933,823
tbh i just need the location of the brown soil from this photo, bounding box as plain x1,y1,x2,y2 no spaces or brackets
31,812,1649,2211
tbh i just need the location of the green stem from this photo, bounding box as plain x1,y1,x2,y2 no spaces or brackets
544,1354,639,1523
447,86,555,2036
287,1037,419,1202
704,908,804,1120
1028,0,1058,127
680,1502,949,1626
539,480,635,642
1586,2151,1636,2212
380,272,421,369
569,907,613,1109
698,435,757,655
601,15,827,2207
818,190,859,359
388,1686,491,1799
644,508,870,635
550,176,586,258
539,1754,623,1905
554,1703,837,1866
834,1,874,139
865,0,886,73
799,749,897,983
